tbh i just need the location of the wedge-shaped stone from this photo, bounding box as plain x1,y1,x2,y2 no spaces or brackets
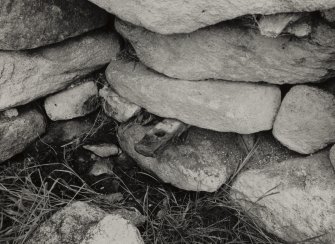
273,85,335,154
88,0,335,34
118,123,244,192
0,108,46,162
0,31,120,111
231,151,335,243
0,0,108,50
106,59,281,134
116,20,335,84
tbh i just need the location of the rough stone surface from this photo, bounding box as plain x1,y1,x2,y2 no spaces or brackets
273,85,335,154
322,8,335,22
0,31,120,111
330,145,335,169
118,123,244,192
88,0,335,34
99,86,141,123
116,19,335,84
258,13,302,38
45,81,99,121
107,59,281,134
83,143,120,157
89,159,114,176
231,151,335,243
0,109,46,163
0,0,108,50
27,201,144,244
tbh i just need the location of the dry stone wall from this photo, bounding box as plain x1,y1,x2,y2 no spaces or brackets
1,1,335,243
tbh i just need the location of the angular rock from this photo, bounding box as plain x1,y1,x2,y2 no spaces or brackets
116,19,335,84
273,85,335,154
88,0,335,34
99,86,141,122
231,151,335,243
83,143,120,157
89,159,114,176
45,81,99,121
0,108,46,163
0,0,108,50
107,59,281,134
27,201,144,244
258,13,302,38
0,30,120,111
118,123,244,192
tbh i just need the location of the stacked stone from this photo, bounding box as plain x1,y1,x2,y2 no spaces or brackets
1,0,335,243
87,1,334,243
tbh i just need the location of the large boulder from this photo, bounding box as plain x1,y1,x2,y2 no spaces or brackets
273,85,335,154
0,0,108,50
0,108,46,163
231,151,335,243
116,19,335,84
106,59,281,134
27,201,144,244
87,0,335,34
0,31,120,111
44,81,99,121
117,123,244,192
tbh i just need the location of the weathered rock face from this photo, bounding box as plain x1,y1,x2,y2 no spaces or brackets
116,19,335,84
0,31,120,111
0,109,46,163
106,59,281,134
118,123,244,192
231,151,335,243
27,201,144,244
87,0,335,34
273,85,335,154
0,0,109,50
44,81,99,121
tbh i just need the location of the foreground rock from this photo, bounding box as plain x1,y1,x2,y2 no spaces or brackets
0,109,46,162
44,81,99,121
0,0,108,50
231,151,335,243
118,123,244,192
107,60,281,134
27,201,144,244
0,31,120,111
88,0,335,34
273,85,335,154
116,19,335,84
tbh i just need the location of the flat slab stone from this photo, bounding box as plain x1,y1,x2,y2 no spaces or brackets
0,31,120,111
0,108,46,162
115,19,335,84
106,59,281,134
118,123,244,192
231,151,335,243
88,0,335,34
273,85,335,154
0,0,108,50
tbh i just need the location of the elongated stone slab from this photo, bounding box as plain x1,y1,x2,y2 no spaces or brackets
106,59,281,134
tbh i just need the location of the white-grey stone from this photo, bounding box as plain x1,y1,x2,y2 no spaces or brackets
83,143,120,157
87,0,335,34
45,81,99,121
231,151,335,243
0,109,46,163
0,31,120,111
118,123,244,192
106,59,281,134
115,19,335,84
273,85,335,154
99,86,141,123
